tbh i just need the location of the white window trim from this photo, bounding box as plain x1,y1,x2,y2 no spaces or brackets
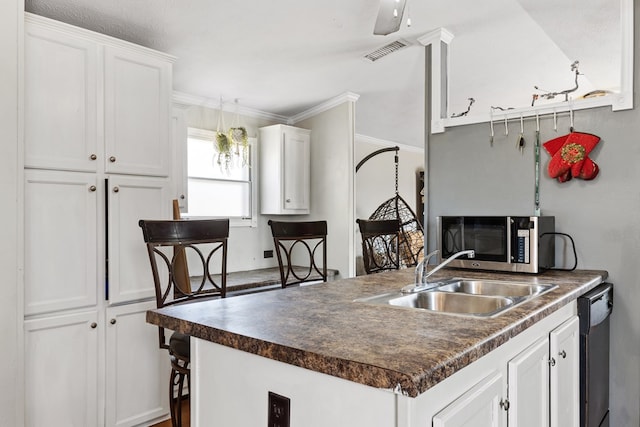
184,127,257,228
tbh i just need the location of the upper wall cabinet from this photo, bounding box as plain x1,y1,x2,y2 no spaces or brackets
24,20,99,172
24,13,174,176
104,46,172,176
259,124,311,215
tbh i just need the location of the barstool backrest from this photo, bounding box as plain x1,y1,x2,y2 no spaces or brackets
357,218,401,274
268,220,327,287
139,218,229,349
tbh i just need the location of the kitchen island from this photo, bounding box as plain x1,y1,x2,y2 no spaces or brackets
146,268,607,426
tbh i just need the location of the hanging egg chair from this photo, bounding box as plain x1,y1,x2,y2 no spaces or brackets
356,146,424,268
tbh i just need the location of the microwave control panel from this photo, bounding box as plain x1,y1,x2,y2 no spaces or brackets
515,229,530,263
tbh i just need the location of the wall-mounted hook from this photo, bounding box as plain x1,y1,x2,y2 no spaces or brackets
517,114,525,154
569,106,575,132
489,108,494,146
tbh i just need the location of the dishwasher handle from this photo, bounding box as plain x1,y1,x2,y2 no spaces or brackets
578,282,613,334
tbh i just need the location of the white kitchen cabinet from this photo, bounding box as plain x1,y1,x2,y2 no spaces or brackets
106,175,170,305
25,310,100,427
23,13,173,427
104,45,172,176
171,106,188,209
24,20,98,172
24,14,173,177
105,301,169,427
549,316,580,427
507,337,550,427
24,170,98,315
433,371,506,427
259,124,311,214
430,313,580,427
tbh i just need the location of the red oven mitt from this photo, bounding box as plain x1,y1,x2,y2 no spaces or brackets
543,132,600,181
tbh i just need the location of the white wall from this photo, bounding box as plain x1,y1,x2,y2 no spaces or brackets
182,103,358,279
427,11,640,421
0,1,21,426
297,102,356,278
182,105,282,273
355,137,424,273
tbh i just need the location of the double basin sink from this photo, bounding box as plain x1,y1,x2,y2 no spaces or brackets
355,278,557,318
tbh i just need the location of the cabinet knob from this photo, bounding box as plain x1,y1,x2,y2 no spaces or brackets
110,318,116,325
180,194,185,200
90,322,97,329
113,187,119,193
559,350,567,359
89,154,97,161
89,185,97,192
549,357,556,367
286,199,291,203
109,156,116,163
499,398,510,411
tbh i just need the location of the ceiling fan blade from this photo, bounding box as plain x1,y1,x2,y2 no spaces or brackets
373,0,407,35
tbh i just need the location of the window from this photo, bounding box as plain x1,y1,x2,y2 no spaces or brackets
185,128,257,226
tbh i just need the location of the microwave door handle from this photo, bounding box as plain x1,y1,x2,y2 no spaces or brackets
507,218,513,263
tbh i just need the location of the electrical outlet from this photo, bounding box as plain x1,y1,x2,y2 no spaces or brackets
264,250,274,258
268,391,290,427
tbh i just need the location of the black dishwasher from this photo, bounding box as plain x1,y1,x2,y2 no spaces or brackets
578,282,613,427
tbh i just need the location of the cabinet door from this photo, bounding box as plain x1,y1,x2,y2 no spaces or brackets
25,311,99,427
550,316,580,427
433,371,506,427
24,21,98,172
104,46,171,176
282,127,310,211
105,301,170,427
508,337,550,427
107,175,169,304
171,106,188,210
24,170,98,315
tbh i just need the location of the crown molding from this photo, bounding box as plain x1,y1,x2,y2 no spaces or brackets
288,92,360,124
417,27,455,46
172,91,289,122
25,12,176,62
355,133,424,153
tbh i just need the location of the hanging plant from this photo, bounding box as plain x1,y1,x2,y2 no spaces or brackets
214,103,234,172
228,126,249,165
215,131,233,171
229,100,249,165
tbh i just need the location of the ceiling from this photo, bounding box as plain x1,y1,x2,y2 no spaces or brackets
25,0,620,148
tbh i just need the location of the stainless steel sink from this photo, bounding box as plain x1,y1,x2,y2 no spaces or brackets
354,278,557,317
435,278,556,298
388,291,513,316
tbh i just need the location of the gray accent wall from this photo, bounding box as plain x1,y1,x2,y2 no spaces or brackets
427,13,640,424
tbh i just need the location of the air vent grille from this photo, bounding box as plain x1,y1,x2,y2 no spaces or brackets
363,39,410,62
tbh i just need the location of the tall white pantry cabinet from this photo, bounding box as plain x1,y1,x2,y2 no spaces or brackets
23,13,174,427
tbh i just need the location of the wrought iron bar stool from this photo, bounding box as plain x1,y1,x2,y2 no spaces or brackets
268,220,328,287
139,219,229,427
357,218,401,274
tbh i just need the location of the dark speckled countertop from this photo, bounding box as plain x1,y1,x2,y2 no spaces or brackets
146,268,606,397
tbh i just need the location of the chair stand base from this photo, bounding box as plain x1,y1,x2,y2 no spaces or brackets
169,356,190,427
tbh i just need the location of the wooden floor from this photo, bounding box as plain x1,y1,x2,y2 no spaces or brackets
151,400,190,427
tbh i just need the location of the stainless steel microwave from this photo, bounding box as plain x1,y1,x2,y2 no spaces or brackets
436,216,555,274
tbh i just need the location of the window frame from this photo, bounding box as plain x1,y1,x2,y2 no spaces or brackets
184,127,257,228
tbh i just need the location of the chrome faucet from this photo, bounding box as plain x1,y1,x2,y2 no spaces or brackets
414,250,439,288
402,249,475,293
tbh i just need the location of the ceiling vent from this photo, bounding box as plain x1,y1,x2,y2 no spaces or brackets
363,39,411,62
